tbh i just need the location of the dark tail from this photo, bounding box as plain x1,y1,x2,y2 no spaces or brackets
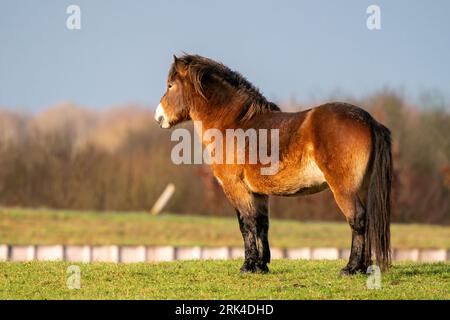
365,122,392,271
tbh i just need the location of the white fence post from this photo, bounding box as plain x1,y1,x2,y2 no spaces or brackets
150,183,175,215
0,245,8,261
10,245,35,261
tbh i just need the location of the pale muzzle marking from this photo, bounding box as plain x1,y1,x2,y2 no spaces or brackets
155,103,171,128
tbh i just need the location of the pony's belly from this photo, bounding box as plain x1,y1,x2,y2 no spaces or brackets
276,181,329,196
267,174,329,197
244,159,328,196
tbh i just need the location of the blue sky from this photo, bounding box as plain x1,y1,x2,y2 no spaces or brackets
1,0,449,111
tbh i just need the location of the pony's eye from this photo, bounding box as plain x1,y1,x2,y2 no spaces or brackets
168,83,173,89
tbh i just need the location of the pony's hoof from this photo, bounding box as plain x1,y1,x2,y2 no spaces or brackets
340,265,366,276
340,269,351,277
340,267,356,276
256,264,269,274
240,264,256,273
240,262,269,274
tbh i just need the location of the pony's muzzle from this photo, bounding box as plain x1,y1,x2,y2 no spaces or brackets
154,103,170,128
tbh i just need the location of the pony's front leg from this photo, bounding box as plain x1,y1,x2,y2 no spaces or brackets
222,179,270,273
254,194,270,271
235,210,260,273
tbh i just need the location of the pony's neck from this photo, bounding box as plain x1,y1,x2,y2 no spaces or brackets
189,94,248,132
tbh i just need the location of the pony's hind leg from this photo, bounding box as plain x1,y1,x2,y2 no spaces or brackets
332,192,369,275
345,198,369,275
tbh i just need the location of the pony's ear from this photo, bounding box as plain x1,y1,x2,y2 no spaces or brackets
173,55,188,77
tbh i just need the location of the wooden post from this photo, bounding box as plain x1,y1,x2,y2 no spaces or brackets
150,183,175,215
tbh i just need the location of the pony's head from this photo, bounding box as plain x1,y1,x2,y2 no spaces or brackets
155,54,280,128
154,55,193,129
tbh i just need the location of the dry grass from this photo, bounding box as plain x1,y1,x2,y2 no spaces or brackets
0,208,449,248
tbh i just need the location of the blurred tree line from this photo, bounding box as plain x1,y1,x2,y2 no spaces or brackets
0,90,449,223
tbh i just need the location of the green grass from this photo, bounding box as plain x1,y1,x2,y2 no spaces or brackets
0,208,449,248
0,260,448,299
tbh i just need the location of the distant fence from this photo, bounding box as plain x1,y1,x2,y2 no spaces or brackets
1,245,449,263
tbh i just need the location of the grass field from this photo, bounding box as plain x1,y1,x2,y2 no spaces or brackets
0,208,449,248
1,208,449,300
0,260,448,299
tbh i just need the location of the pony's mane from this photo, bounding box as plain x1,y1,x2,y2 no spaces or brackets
169,54,280,122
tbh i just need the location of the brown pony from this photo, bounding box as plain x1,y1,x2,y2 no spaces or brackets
155,54,392,275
